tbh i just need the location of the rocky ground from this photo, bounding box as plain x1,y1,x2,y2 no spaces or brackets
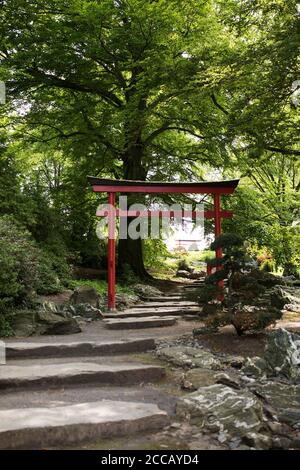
153,328,300,450
10,283,168,337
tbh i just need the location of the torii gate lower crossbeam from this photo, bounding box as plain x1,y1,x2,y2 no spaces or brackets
88,177,239,311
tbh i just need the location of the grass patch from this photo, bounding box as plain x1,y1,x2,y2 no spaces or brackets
69,279,135,296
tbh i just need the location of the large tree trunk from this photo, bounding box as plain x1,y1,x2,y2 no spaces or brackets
117,142,151,279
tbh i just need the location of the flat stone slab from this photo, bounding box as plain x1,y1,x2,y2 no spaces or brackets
133,301,198,308
104,316,177,330
5,338,155,359
0,400,169,449
0,362,165,389
141,296,184,302
183,284,204,289
105,307,199,319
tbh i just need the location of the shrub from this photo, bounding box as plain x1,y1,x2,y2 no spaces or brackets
198,284,221,303
0,216,69,304
199,234,282,335
0,313,14,337
203,304,281,336
177,258,191,272
206,233,245,290
0,216,40,304
143,239,171,269
260,259,275,273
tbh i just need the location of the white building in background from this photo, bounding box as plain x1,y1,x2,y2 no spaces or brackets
164,219,212,252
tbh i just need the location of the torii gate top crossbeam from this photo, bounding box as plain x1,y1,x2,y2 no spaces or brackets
88,177,239,194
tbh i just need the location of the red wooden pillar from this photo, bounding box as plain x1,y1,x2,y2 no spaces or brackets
214,193,224,290
107,192,116,311
214,193,222,255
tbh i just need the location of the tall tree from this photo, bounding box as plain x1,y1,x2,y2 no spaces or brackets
0,0,232,276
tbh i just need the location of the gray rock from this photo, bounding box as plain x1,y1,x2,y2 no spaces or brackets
253,381,300,408
36,310,81,335
264,329,300,380
241,356,270,379
115,293,139,309
39,301,60,314
133,283,162,298
193,326,218,336
183,368,221,389
65,303,102,320
176,270,191,278
277,409,300,428
176,384,263,441
215,372,241,389
70,286,100,308
221,355,245,369
271,436,292,450
235,444,252,450
267,421,285,434
228,437,242,449
242,432,272,450
157,346,222,370
285,303,300,313
11,310,37,337
289,437,300,449
270,286,300,310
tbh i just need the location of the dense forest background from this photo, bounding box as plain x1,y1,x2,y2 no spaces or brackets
0,0,299,315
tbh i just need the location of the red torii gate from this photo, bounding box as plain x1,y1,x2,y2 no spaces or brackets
88,177,239,311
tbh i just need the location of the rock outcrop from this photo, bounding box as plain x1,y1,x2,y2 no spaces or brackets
242,329,300,381
157,346,222,370
70,286,100,308
270,286,300,312
177,384,264,443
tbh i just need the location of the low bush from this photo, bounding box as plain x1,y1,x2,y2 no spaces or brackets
199,234,282,335
0,216,70,335
177,258,192,272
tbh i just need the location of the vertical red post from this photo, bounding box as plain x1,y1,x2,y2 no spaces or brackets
214,193,224,291
214,193,222,255
107,192,116,311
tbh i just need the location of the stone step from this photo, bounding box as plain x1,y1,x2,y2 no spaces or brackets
104,316,177,330
5,338,155,360
0,362,165,390
104,307,199,319
140,296,184,302
183,283,204,289
133,301,198,308
0,400,169,449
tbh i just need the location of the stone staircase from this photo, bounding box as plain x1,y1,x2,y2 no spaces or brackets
102,284,201,329
0,282,201,449
0,336,168,449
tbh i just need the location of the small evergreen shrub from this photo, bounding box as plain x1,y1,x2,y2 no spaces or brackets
199,233,282,335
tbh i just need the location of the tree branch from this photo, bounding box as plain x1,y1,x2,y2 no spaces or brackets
23,68,124,108
210,93,229,115
264,146,300,156
144,124,204,145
